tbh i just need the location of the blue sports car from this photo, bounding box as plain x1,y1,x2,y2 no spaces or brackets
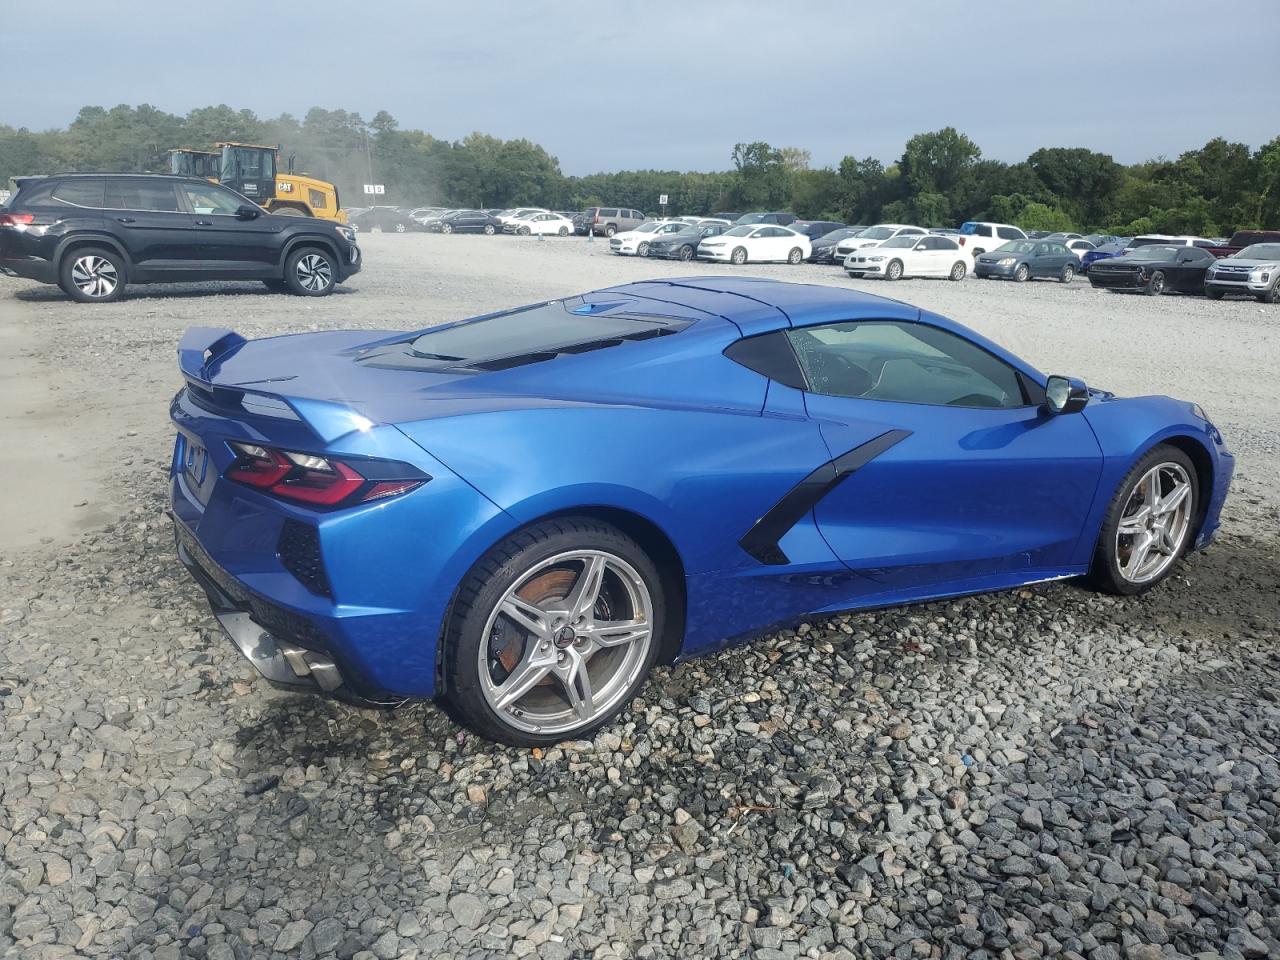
170,278,1233,745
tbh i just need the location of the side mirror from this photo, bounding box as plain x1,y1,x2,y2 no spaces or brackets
1044,375,1089,415
236,205,260,220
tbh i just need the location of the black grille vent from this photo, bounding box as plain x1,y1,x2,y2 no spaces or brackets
277,520,331,597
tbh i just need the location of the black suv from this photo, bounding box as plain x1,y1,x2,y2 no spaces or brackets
0,174,360,303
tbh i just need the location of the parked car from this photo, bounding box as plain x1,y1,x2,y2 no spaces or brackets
506,212,575,236
711,212,742,222
1088,244,1215,295
429,210,503,234
809,226,867,263
645,221,731,260
412,209,455,230
1204,242,1280,302
496,207,548,228
610,220,687,256
583,207,646,237
170,278,1233,744
1044,232,1084,242
735,212,798,226
0,174,360,302
1081,240,1128,272
1204,229,1280,259
699,225,811,264
1065,239,1097,261
957,221,1028,258
349,205,416,233
833,224,928,263
845,234,971,281
974,240,1079,282
1125,235,1216,252
786,220,846,242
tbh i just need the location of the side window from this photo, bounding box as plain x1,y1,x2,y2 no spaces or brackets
182,182,245,216
1034,244,1049,256
603,208,618,218
976,225,994,237
785,320,1026,409
997,227,1022,240
105,180,181,212
308,188,326,210
938,237,959,250
51,179,106,208
723,331,806,389
901,227,924,235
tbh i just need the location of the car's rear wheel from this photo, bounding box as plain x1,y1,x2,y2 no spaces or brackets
787,247,804,264
604,225,617,237
1060,264,1076,283
558,226,570,237
730,246,747,265
483,224,496,235
59,247,126,303
637,241,650,256
678,244,694,261
885,259,904,281
443,518,664,746
949,260,966,281
1013,263,1030,283
1089,444,1197,596
284,247,336,296
1145,271,1167,296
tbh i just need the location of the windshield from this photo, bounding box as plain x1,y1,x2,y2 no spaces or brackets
723,226,756,237
995,241,1037,254
633,222,663,234
735,214,769,224
857,226,896,240
881,236,920,249
1235,243,1280,260
818,228,859,243
1129,245,1180,261
1096,242,1127,254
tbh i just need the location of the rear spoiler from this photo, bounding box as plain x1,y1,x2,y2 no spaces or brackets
176,327,375,443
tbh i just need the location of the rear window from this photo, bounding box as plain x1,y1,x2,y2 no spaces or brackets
356,299,690,372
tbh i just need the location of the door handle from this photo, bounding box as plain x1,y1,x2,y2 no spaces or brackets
116,217,136,223
194,220,213,226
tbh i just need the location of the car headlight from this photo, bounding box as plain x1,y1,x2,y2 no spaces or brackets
336,226,356,242
998,257,1016,266
868,256,886,262
1191,403,1209,422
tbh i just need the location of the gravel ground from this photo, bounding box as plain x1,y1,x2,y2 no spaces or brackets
1,233,1278,959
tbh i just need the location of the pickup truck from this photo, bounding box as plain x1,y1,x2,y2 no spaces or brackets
1204,229,1280,259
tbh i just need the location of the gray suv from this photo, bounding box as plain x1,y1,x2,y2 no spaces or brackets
584,207,645,237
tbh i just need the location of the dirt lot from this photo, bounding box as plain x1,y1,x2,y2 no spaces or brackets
1,234,1278,960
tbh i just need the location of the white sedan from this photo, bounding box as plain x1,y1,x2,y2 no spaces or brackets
844,234,971,281
832,224,928,263
610,220,689,256
697,225,812,265
508,212,574,236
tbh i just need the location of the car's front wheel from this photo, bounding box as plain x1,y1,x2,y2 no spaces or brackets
885,259,904,281
441,223,453,234
483,224,496,235
443,518,664,746
637,241,650,256
1013,263,1030,283
678,244,694,261
1145,271,1167,296
60,247,126,303
284,247,337,296
1089,444,1197,595
1259,279,1280,304
730,246,747,265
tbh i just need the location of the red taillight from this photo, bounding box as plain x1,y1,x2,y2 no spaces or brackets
0,212,35,227
225,441,425,508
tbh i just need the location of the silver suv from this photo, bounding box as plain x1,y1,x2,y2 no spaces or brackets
584,207,645,237
1205,242,1280,303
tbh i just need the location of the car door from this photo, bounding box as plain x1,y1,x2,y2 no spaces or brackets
787,317,1103,599
914,237,944,275
102,178,202,279
1172,248,1211,291
178,180,284,276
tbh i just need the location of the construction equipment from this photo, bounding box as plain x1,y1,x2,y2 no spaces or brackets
167,143,346,223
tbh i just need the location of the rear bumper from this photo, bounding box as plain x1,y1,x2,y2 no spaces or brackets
0,255,57,283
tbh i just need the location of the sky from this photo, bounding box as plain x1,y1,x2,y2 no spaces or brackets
3,1,1279,175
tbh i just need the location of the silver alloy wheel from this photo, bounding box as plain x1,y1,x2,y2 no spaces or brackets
70,255,118,298
395,222,407,233
950,261,966,281
478,549,654,736
788,247,803,264
731,247,747,265
886,260,903,280
1115,462,1194,584
295,254,333,292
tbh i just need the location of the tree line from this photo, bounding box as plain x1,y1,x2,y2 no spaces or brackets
2,104,1277,235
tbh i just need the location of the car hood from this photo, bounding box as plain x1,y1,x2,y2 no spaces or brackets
1212,257,1279,268
613,230,658,242
1093,257,1172,268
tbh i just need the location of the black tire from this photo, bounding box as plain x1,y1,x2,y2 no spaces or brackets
1013,263,1030,283
483,224,496,235
1206,288,1224,301
262,279,289,293
730,246,747,265
1088,444,1198,596
272,206,306,218
949,260,966,281
1261,280,1280,304
678,244,694,261
441,223,453,234
885,259,904,281
604,224,617,237
787,247,804,265
558,225,570,237
1145,271,1166,296
58,246,126,303
1060,264,1076,283
283,246,337,297
518,226,531,236
637,241,650,256
442,517,666,746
